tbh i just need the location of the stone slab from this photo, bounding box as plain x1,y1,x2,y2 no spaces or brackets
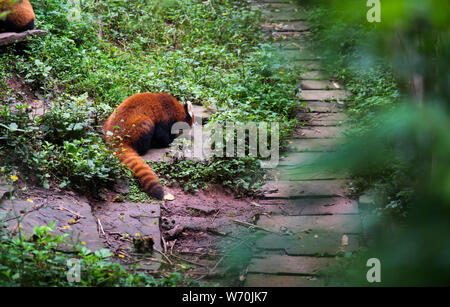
297,101,342,113
297,112,347,126
272,38,308,50
262,180,348,198
245,274,324,287
299,90,351,101
192,104,216,122
141,148,172,162
93,202,162,270
0,198,103,251
263,9,308,21
269,166,349,181
93,202,161,249
293,125,343,138
284,197,359,215
257,214,362,234
278,152,336,166
286,138,343,152
292,60,322,70
262,2,301,10
300,71,328,80
301,80,340,90
255,232,360,255
272,21,310,32
279,49,320,61
248,255,334,275
270,31,303,40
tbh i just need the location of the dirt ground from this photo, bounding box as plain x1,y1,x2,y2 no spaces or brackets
3,73,277,285
13,181,275,285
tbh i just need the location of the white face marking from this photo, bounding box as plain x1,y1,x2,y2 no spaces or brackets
187,101,194,118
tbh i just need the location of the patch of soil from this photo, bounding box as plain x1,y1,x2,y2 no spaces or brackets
14,180,282,285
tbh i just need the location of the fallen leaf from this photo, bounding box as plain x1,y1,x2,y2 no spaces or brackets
163,193,175,201
341,234,349,246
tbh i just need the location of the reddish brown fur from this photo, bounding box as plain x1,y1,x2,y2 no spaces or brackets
103,93,193,200
1,0,35,29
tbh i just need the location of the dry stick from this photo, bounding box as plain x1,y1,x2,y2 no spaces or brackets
169,253,208,268
210,255,225,273
161,235,168,254
170,239,177,255
97,218,105,236
211,209,220,224
59,205,85,219
232,219,277,233
154,248,173,266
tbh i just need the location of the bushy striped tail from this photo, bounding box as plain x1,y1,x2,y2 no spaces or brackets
117,145,164,200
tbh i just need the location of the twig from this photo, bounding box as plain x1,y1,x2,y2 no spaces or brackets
210,209,220,224
97,218,105,236
170,239,176,255
59,205,85,219
154,248,173,265
210,255,225,273
169,253,208,268
161,235,168,254
232,219,276,233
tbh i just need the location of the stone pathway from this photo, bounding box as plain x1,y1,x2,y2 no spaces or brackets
244,0,362,287
0,180,163,270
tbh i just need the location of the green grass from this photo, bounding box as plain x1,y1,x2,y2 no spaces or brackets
0,216,195,286
0,0,298,194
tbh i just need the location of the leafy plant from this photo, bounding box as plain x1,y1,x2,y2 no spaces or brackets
0,219,193,286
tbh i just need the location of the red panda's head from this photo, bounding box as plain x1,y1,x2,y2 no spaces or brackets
184,101,194,126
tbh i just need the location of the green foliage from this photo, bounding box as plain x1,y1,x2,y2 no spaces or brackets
306,5,401,120
0,99,123,191
39,93,94,144
0,219,191,286
1,0,297,195
149,156,264,194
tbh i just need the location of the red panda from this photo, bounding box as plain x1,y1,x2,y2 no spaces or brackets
0,0,35,33
103,93,194,200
